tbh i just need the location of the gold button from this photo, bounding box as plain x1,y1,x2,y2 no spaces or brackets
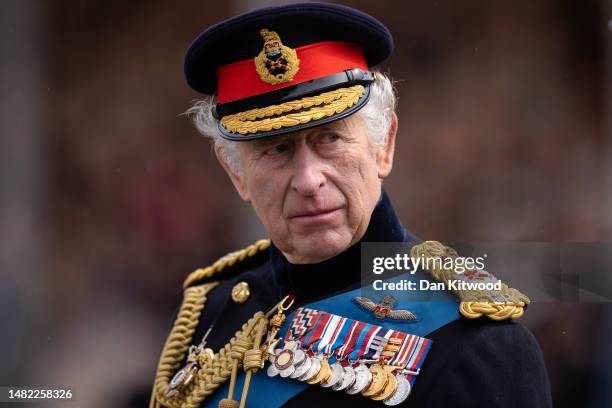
231,281,250,303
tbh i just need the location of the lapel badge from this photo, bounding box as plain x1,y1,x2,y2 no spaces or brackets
254,28,300,85
352,295,419,322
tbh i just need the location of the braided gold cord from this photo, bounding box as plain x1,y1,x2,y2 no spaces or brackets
183,240,270,290
410,241,530,320
151,282,218,408
151,239,272,408
182,313,267,408
220,85,365,135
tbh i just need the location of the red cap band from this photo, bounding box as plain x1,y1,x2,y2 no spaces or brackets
216,41,367,103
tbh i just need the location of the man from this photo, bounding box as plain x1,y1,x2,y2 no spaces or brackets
150,3,551,407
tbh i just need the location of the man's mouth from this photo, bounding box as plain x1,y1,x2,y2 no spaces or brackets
289,208,344,223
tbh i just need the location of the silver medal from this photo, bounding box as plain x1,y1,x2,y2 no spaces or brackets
280,364,296,378
299,356,321,381
284,340,299,351
267,362,280,377
292,349,306,366
332,365,356,391
383,374,412,406
268,348,282,364
274,349,294,371
291,356,312,379
321,362,343,388
346,364,372,394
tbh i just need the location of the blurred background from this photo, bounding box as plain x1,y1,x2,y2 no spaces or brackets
1,0,611,406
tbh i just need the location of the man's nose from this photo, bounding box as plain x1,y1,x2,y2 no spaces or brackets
290,144,326,196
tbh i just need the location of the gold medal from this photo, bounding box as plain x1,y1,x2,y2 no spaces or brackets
371,371,398,401
361,364,388,397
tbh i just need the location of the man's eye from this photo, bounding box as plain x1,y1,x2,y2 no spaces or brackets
319,133,340,144
266,143,289,155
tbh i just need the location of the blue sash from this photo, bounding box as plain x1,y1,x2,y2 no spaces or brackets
203,271,460,407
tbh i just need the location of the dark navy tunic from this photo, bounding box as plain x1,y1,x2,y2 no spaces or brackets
180,191,552,407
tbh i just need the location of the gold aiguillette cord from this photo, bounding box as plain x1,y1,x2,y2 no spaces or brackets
219,295,295,408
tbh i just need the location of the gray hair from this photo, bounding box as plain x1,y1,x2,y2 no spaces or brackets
185,71,397,174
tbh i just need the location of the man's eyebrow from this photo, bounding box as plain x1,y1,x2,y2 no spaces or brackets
303,122,350,136
250,122,350,148
251,135,291,149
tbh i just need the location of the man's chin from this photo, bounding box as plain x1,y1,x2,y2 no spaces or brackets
286,234,351,264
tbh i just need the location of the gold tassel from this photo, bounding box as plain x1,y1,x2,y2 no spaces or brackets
238,318,268,408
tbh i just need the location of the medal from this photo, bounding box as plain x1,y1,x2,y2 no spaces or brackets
279,364,296,378
332,365,356,391
383,374,412,406
274,349,294,371
267,362,280,377
165,327,214,398
291,355,312,379
361,364,388,397
284,340,300,351
371,370,398,401
346,363,372,394
320,362,343,388
307,358,332,385
269,305,431,406
299,356,321,382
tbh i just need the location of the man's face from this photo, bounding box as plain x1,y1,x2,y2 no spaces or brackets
218,113,396,264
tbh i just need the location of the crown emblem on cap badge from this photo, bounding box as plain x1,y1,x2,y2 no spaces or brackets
254,28,300,85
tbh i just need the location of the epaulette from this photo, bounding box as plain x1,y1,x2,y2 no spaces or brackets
183,239,271,289
411,240,531,321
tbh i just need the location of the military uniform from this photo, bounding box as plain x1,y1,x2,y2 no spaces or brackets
149,3,552,407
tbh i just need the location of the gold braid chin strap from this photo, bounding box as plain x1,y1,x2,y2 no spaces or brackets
410,240,530,320
150,239,272,408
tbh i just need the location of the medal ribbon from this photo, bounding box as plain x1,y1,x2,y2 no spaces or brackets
349,323,378,361
315,314,344,354
285,306,432,382
335,320,366,362
361,327,393,360
404,336,431,372
381,331,407,364
387,332,432,384
285,307,319,342
300,311,330,349
322,316,352,360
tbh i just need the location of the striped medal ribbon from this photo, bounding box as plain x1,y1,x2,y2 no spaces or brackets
285,307,320,342
316,314,348,356
361,327,394,361
387,332,432,384
335,320,367,363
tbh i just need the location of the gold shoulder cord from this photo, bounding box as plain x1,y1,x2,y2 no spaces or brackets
411,241,530,320
150,239,271,408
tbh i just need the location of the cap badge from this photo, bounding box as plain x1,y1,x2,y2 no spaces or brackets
254,29,300,85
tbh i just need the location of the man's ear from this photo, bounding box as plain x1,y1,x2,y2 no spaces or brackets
376,111,398,179
214,144,250,202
